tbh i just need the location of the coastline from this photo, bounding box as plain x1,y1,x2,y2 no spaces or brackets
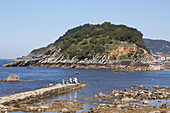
1,61,165,72
0,62,169,112
83,85,170,113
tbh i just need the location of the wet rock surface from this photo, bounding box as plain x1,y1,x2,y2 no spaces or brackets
96,85,170,100
0,74,20,82
2,61,163,72
0,100,84,112
83,85,170,113
1,50,165,72
6,74,20,81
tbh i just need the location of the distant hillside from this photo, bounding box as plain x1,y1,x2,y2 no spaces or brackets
144,39,170,55
29,22,149,60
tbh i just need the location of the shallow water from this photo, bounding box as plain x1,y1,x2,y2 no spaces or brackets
0,59,170,112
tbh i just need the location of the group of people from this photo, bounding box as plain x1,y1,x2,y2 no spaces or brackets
62,77,85,85
70,77,78,84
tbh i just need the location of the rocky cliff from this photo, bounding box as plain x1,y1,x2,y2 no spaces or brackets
2,22,156,71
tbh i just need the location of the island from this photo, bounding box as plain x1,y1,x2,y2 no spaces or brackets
2,22,165,71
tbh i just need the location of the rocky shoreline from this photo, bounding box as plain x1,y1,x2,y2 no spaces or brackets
96,85,170,100
1,47,166,72
0,100,84,112
0,84,169,112
82,85,170,113
1,61,165,72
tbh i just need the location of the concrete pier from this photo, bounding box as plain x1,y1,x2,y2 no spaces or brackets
0,84,86,106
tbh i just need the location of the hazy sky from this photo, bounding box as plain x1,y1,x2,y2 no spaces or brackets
0,0,170,59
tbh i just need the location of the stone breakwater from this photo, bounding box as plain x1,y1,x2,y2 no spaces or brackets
0,84,86,111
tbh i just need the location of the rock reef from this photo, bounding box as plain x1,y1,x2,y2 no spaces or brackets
0,74,20,82
0,100,84,112
83,85,170,113
96,85,170,100
1,56,164,71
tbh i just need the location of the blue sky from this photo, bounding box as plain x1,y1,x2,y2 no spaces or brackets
0,0,170,59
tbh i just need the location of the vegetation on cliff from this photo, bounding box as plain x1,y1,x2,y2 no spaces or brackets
29,22,148,60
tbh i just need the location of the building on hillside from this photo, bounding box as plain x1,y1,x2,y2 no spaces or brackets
153,55,161,62
153,54,170,63
150,62,163,65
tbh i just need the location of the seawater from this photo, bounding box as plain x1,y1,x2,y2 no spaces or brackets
0,59,170,112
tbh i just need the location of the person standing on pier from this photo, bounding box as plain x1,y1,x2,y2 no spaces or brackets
72,77,75,83
70,77,72,83
62,78,65,85
66,80,69,85
74,77,78,83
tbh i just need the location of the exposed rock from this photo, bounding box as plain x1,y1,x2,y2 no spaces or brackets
0,79,6,81
98,92,105,98
145,87,149,90
6,74,20,81
89,107,95,112
94,95,98,98
149,111,160,113
154,85,159,89
143,100,150,104
139,85,144,88
124,88,129,91
2,59,164,71
85,85,170,113
61,108,68,112
55,83,62,87
0,104,5,108
160,104,167,108
48,83,53,87
0,74,20,82
121,97,136,101
0,100,84,112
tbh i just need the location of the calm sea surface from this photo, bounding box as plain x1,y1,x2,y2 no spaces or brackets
0,59,170,112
